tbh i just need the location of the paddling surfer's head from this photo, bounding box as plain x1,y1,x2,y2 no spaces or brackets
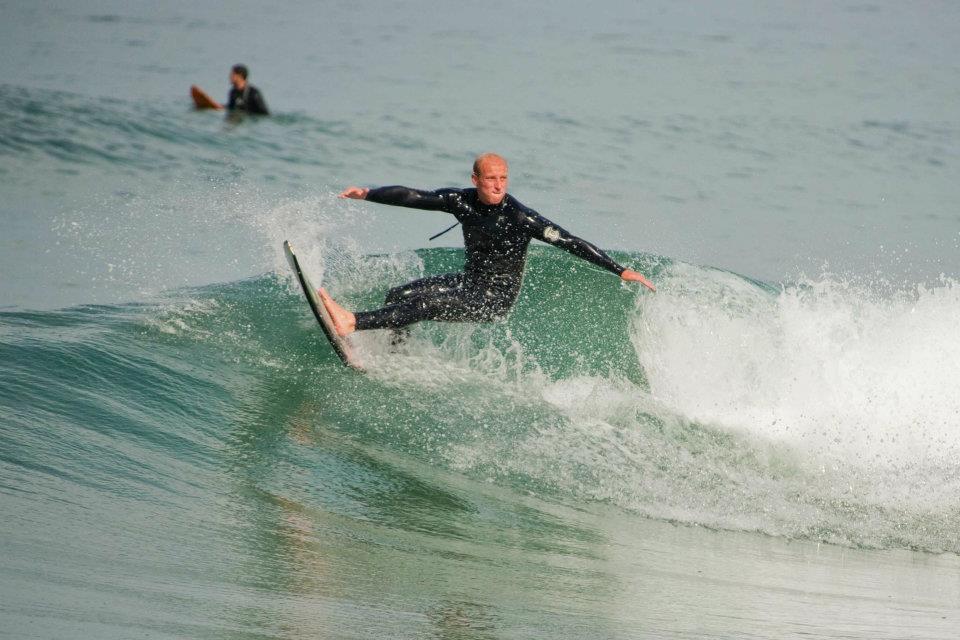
229,64,249,89
471,153,509,206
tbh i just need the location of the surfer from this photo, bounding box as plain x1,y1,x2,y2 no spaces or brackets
225,64,269,115
320,153,655,337
190,64,269,115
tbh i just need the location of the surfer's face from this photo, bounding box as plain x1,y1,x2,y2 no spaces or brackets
472,159,509,206
229,71,245,89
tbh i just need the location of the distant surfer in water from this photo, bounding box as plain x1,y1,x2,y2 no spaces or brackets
190,64,269,115
225,64,269,115
320,153,655,337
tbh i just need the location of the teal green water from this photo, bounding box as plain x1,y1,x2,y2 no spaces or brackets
3,1,960,637
4,251,960,637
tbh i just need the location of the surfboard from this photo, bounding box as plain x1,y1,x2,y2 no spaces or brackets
190,85,222,110
283,240,362,370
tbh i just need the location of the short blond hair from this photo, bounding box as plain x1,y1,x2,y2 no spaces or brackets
472,153,508,176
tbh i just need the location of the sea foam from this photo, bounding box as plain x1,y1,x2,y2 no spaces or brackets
634,263,960,466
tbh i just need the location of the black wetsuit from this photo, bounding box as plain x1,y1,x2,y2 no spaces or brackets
353,186,626,331
227,84,269,115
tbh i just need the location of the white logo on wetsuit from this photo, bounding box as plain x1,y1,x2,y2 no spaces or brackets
543,226,560,242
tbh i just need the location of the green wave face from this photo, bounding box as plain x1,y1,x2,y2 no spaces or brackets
4,248,959,557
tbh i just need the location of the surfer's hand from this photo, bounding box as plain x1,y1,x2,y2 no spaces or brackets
621,269,656,292
339,187,369,200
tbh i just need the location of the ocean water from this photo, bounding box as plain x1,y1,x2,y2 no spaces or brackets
2,1,960,638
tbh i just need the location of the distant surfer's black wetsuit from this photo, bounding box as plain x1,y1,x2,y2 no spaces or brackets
353,186,626,331
227,85,269,115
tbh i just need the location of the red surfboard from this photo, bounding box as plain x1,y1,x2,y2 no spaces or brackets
190,85,222,110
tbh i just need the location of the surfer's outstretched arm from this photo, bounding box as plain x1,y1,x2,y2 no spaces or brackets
524,212,656,292
340,186,456,212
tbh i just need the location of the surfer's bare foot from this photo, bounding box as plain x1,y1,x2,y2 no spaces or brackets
318,288,356,336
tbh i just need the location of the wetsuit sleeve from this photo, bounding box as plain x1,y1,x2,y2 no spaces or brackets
525,212,626,276
365,186,458,213
248,87,269,115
